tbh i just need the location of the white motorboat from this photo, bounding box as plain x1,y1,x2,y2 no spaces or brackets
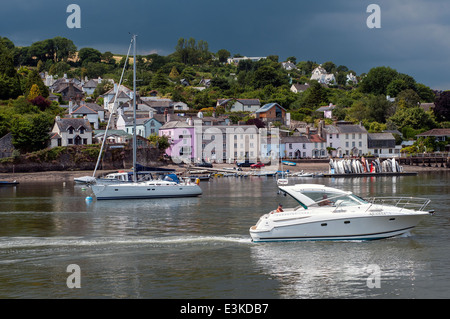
250,184,433,242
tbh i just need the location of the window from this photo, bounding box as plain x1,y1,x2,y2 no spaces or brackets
68,138,73,144
68,127,74,134
79,127,85,134
289,143,292,149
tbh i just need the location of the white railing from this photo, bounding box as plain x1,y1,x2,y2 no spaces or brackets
367,197,431,212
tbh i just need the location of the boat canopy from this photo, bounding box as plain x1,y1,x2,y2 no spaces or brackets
278,184,368,209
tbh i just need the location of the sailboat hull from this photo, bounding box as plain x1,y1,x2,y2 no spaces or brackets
91,182,202,200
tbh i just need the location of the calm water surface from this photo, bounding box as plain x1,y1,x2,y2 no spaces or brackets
0,172,449,299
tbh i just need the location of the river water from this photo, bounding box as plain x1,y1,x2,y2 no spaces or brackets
0,172,449,299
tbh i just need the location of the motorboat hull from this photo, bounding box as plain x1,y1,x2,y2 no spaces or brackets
250,211,429,242
91,182,202,200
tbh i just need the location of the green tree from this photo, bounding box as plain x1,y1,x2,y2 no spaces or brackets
24,70,49,98
434,90,450,122
148,133,170,152
78,47,102,65
10,112,53,153
150,70,169,89
28,84,41,100
388,107,437,131
0,42,21,99
217,49,230,63
360,66,398,95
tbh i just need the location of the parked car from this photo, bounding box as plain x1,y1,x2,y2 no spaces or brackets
236,160,255,167
250,162,265,169
196,161,213,168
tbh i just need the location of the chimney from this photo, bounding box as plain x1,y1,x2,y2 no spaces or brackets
114,83,118,93
306,126,310,137
69,100,73,115
318,120,324,138
149,110,154,118
164,108,168,122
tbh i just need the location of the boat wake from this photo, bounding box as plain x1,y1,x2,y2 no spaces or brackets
0,235,252,250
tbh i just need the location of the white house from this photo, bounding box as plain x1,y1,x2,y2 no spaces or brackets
70,101,105,129
116,113,147,138
227,56,266,64
281,61,297,71
281,134,327,159
346,73,358,84
321,121,368,157
310,66,336,85
174,101,189,111
50,117,93,148
82,77,102,95
101,83,133,111
290,83,310,93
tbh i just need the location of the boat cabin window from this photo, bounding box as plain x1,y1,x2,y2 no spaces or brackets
302,191,368,207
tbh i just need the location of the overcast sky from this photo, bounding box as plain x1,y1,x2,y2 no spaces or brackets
1,0,449,90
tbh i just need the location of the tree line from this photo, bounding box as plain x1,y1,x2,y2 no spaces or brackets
1,35,450,154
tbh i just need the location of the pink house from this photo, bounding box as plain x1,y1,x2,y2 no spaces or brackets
159,121,196,163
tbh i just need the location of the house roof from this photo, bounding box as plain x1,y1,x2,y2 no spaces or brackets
416,128,450,137
93,129,131,138
309,134,326,143
55,117,93,132
316,104,336,112
324,124,368,134
83,79,98,88
281,136,310,144
291,83,310,91
368,133,395,140
255,103,287,113
159,120,193,130
72,105,98,115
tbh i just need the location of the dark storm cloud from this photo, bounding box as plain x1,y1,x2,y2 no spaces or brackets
1,0,449,89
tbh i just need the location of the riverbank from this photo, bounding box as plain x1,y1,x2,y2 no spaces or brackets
1,161,448,183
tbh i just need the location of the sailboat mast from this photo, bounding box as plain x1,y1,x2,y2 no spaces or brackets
132,34,137,182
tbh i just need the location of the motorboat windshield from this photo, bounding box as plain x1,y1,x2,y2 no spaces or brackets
279,184,369,209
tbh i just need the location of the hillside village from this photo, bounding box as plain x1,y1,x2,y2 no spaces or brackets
1,36,450,167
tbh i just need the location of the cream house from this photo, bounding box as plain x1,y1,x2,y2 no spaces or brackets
50,116,93,148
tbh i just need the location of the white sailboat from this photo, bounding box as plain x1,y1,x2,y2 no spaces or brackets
90,35,202,200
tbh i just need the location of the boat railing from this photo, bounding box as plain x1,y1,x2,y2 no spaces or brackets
367,197,431,211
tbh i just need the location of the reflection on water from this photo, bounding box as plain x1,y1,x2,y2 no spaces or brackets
0,172,449,298
250,239,430,298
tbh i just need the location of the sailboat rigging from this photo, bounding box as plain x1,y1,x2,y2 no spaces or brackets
89,34,202,200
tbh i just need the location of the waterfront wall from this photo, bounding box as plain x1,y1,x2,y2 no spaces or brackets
0,145,164,173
